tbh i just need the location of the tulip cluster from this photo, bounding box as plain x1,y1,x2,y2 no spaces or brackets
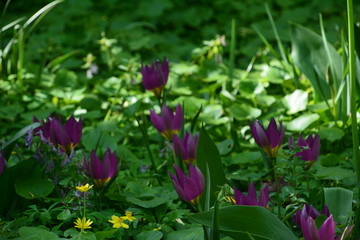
150,104,183,141
141,57,169,98
86,148,118,189
233,182,269,208
35,115,82,156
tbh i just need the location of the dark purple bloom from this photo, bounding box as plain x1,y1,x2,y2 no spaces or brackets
150,104,182,141
301,215,334,240
293,204,330,227
34,115,82,155
250,118,285,158
0,151,5,176
294,134,320,162
169,164,205,204
141,57,169,98
173,132,199,165
86,148,118,189
233,182,269,208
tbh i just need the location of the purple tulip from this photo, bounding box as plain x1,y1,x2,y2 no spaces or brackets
293,134,320,162
150,104,182,141
169,164,205,204
50,116,82,155
87,148,118,189
234,182,269,208
0,151,5,176
173,132,199,165
292,204,330,227
250,118,285,158
34,115,82,155
301,215,335,240
141,57,169,98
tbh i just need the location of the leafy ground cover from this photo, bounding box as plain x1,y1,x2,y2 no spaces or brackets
1,0,360,239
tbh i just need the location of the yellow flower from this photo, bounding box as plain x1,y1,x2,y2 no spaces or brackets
121,211,136,222
108,215,129,229
74,217,93,231
76,184,93,193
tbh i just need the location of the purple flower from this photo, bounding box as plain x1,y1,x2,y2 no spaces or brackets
150,104,182,141
173,132,199,165
293,204,330,227
169,164,205,204
234,182,269,208
34,115,82,155
250,118,285,158
86,148,118,189
0,151,6,176
292,134,320,162
301,215,335,240
141,57,169,98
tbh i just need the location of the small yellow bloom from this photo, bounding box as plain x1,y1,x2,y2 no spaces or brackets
109,215,129,229
76,184,93,193
74,217,93,231
121,211,136,222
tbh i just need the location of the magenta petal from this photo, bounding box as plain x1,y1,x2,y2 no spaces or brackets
0,152,5,176
250,120,269,147
234,187,245,205
259,185,269,207
172,104,183,131
169,171,188,201
247,182,257,202
173,135,180,157
51,118,70,147
189,164,205,194
319,215,335,240
161,106,173,131
150,110,165,133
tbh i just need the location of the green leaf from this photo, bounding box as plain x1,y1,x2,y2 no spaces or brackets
286,113,319,131
197,127,227,209
318,127,345,142
14,227,60,240
283,89,308,114
290,23,343,102
217,139,234,155
189,205,297,240
95,229,118,240
320,153,340,167
324,187,353,225
226,103,261,121
136,231,163,240
3,122,40,160
15,177,54,199
167,227,204,240
314,166,354,181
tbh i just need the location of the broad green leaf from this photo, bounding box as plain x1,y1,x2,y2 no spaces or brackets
217,139,234,155
230,152,262,165
136,231,163,240
167,227,204,240
14,227,60,240
286,113,319,131
226,104,261,121
320,153,340,167
189,205,297,240
290,23,343,102
197,127,227,209
315,166,354,181
15,177,54,199
318,127,344,142
324,187,353,225
283,89,308,114
95,229,118,240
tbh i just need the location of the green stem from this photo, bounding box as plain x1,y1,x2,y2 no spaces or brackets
272,160,281,218
347,0,360,237
135,115,163,186
83,194,86,218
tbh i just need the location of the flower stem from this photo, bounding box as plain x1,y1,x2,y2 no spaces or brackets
83,194,86,218
272,158,281,218
347,0,360,237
